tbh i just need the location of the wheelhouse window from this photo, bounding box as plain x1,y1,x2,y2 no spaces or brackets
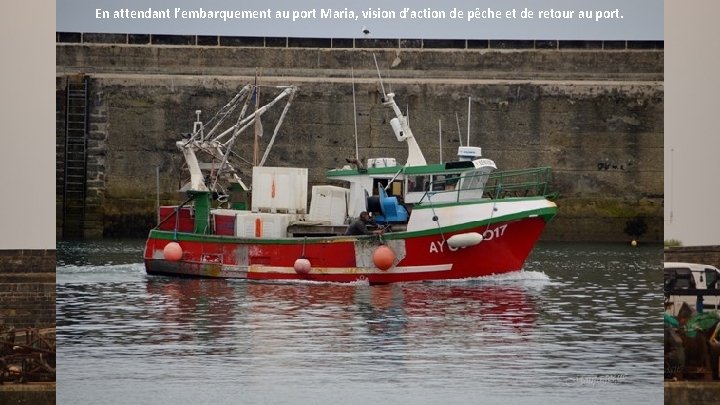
705,268,719,289
407,173,462,193
445,173,460,190
458,170,490,192
407,175,430,192
665,268,696,290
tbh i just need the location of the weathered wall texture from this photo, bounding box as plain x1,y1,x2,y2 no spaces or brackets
665,382,720,405
0,250,56,329
664,246,720,268
0,384,56,405
56,43,663,241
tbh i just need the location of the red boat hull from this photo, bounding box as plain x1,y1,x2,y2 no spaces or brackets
144,216,549,283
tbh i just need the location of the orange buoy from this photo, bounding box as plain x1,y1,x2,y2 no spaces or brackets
372,245,395,271
163,241,183,261
294,258,312,274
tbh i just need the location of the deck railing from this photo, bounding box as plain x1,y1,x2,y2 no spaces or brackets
484,167,554,199
418,166,555,204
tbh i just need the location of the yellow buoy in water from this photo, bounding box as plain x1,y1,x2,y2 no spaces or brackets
631,240,638,247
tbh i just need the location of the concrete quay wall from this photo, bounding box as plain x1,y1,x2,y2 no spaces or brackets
57,43,663,80
664,246,720,268
665,382,720,405
56,43,663,241
0,383,56,405
0,251,56,402
0,250,55,330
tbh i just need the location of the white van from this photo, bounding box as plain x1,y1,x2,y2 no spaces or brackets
664,262,720,317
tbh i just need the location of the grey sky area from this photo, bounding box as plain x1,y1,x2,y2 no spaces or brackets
665,1,720,246
57,0,662,40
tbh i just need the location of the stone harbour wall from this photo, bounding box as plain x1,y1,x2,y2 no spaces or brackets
0,250,55,330
56,41,664,241
0,384,56,405
665,382,720,405
664,246,720,268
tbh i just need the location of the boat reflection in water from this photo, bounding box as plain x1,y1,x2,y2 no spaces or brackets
235,280,540,381
145,278,237,343
142,277,538,353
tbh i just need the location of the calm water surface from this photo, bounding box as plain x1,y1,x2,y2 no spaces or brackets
57,240,663,404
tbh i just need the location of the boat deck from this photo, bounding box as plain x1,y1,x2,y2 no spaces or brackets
287,223,407,237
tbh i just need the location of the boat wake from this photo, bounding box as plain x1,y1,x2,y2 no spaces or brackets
57,262,145,273
481,270,552,282
237,270,554,288
424,270,556,288
58,262,553,290
57,262,146,285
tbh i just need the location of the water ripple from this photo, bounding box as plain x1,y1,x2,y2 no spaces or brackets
57,241,663,404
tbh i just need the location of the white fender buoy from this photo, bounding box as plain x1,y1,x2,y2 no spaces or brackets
163,242,183,261
294,258,311,274
372,245,395,271
447,232,484,249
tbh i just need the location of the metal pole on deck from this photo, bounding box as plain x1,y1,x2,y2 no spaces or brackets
439,119,443,164
455,112,463,147
156,166,160,224
352,67,359,162
253,68,260,166
467,96,471,147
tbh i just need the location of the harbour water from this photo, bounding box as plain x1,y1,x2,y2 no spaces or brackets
57,240,663,404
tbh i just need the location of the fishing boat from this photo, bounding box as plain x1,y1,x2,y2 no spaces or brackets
143,77,557,283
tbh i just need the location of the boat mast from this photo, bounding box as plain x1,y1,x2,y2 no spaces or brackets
253,68,261,166
439,119,443,164
455,112,463,147
373,54,427,167
177,84,296,194
352,67,359,162
467,96,471,146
